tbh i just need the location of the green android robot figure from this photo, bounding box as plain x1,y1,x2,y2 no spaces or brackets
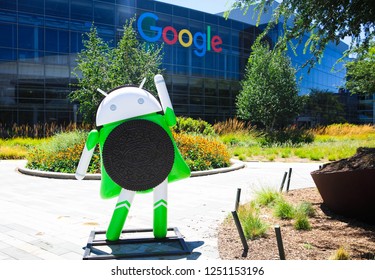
75,75,190,241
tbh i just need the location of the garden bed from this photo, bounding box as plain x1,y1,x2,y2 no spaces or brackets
218,187,375,260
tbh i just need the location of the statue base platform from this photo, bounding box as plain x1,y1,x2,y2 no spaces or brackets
82,227,191,260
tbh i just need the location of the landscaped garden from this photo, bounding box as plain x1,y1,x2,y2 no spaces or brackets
1,118,374,260
215,119,375,163
218,187,375,260
1,119,374,174
0,117,231,173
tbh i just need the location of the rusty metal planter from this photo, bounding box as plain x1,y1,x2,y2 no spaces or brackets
311,169,375,224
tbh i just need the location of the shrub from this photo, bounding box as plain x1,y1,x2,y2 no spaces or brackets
329,246,350,260
254,188,282,207
173,117,216,136
238,154,246,161
220,134,241,146
26,130,230,173
173,132,231,171
0,122,92,138
303,243,314,250
263,126,315,146
312,123,375,136
237,203,268,240
273,199,295,219
281,148,292,158
213,118,254,135
40,130,87,153
294,212,311,230
0,137,45,148
26,131,100,173
296,202,316,217
0,146,28,159
0,138,46,159
219,132,259,147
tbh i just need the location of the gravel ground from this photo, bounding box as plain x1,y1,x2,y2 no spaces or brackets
218,187,375,260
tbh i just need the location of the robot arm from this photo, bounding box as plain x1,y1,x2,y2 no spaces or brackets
154,74,176,127
75,129,100,180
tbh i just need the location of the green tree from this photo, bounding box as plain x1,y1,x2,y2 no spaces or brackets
302,89,347,125
70,25,111,122
236,42,301,131
346,44,375,95
109,18,164,94
227,0,375,67
70,18,163,122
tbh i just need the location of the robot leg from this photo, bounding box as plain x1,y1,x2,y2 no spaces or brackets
153,179,168,239
106,189,136,241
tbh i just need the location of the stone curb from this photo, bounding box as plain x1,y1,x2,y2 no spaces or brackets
17,159,245,180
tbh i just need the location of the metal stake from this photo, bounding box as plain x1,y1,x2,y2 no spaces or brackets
231,211,249,257
286,168,292,192
274,225,286,260
279,171,288,192
235,188,241,211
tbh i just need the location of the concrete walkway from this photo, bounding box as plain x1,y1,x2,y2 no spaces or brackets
0,160,320,260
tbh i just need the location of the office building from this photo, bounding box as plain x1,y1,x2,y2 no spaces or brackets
0,0,353,125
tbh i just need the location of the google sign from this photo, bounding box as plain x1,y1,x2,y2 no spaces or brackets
137,12,223,57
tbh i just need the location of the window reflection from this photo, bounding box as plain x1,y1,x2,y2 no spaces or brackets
0,0,351,125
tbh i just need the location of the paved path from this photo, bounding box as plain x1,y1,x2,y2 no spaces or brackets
0,160,320,260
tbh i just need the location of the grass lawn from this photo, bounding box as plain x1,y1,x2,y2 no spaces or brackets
228,137,375,162
0,138,47,159
221,124,375,162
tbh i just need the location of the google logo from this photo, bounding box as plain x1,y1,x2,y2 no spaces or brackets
137,12,223,57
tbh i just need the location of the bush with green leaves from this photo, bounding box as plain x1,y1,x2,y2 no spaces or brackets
173,117,216,136
236,42,301,131
292,201,314,230
254,187,283,207
296,202,316,218
261,127,315,146
70,17,163,123
230,188,317,243
294,212,312,230
173,132,230,171
26,125,231,173
273,199,295,220
0,138,45,159
26,131,100,174
237,203,268,240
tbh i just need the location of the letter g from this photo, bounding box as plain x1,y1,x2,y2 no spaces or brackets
137,12,162,42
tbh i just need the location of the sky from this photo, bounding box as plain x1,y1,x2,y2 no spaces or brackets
156,0,237,14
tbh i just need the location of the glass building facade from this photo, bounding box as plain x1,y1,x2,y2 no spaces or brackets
0,0,350,125
358,94,375,124
287,39,348,95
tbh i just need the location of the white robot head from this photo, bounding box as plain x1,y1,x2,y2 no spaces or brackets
96,86,162,126
95,75,172,127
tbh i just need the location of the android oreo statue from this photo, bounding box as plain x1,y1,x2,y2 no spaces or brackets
75,74,190,241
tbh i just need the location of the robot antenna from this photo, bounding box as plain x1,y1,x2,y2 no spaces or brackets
139,77,146,89
97,88,108,97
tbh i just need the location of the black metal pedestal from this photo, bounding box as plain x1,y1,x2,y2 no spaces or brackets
83,227,191,260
